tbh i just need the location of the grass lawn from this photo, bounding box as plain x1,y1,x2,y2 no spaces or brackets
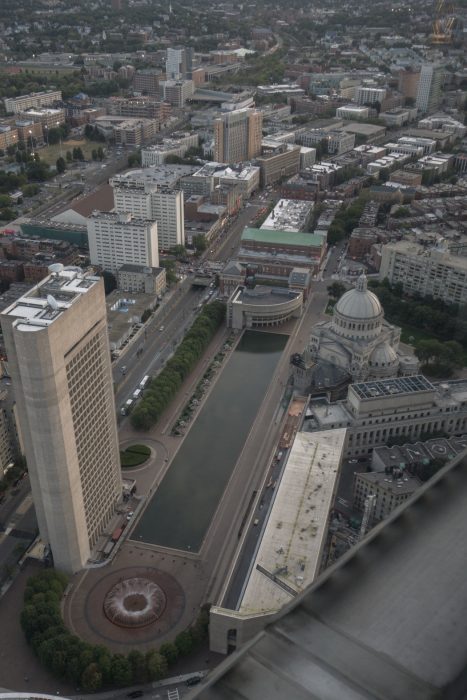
120,444,151,469
39,138,98,165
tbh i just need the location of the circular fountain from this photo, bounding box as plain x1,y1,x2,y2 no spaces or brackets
103,577,166,628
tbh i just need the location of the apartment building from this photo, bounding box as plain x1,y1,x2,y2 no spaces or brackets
87,212,159,273
0,267,122,572
111,178,185,250
379,240,467,305
166,46,193,80
4,90,62,114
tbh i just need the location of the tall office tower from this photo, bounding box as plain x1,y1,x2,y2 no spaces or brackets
214,108,263,164
166,46,193,80
87,211,159,273
416,64,444,113
112,178,185,250
1,267,122,573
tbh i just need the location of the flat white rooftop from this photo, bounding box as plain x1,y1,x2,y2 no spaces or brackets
3,268,99,331
239,428,346,615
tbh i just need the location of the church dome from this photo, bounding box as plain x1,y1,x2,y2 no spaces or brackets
369,342,398,367
335,274,382,320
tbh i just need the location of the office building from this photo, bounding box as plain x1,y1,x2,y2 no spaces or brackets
355,86,387,106
166,46,193,80
214,108,263,164
141,132,199,166
87,212,159,274
256,142,301,187
416,64,444,113
306,375,467,459
298,128,355,155
379,239,467,305
133,70,161,97
353,469,422,522
161,79,194,107
1,267,122,573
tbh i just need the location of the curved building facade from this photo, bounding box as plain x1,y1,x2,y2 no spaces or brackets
227,285,303,330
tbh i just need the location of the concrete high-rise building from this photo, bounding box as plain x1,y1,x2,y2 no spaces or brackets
166,46,193,80
1,267,122,573
214,108,263,164
416,64,444,113
161,79,194,107
87,211,159,273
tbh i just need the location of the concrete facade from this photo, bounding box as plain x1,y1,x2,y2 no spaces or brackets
87,212,159,274
227,285,303,329
1,268,122,572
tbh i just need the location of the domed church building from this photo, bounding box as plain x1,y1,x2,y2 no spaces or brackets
294,274,418,394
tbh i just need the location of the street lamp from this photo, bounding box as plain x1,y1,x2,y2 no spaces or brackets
28,129,35,156
44,124,49,146
56,121,62,158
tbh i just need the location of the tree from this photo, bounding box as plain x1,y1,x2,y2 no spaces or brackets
128,650,147,684
159,642,179,665
170,244,187,260
81,662,103,692
193,234,207,254
145,651,168,681
92,149,98,161
56,157,66,174
327,282,346,299
97,146,105,161
110,654,132,687
174,630,194,656
66,151,73,162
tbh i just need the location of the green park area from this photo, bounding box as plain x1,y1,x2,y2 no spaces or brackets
120,444,151,468
39,139,97,165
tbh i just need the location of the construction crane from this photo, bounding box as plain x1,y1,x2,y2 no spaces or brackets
431,0,456,44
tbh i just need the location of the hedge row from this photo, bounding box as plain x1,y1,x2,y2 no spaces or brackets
21,570,209,692
130,301,226,431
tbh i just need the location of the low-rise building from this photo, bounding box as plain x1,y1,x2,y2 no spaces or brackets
336,105,370,120
305,375,467,458
260,199,313,232
256,143,301,187
117,263,166,296
141,132,199,166
342,122,387,145
227,285,303,329
353,469,422,522
379,108,417,127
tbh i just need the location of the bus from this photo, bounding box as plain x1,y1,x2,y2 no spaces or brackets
132,388,142,401
121,399,133,416
139,375,150,391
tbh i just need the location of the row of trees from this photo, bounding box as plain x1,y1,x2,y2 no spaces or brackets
21,570,209,692
131,301,226,431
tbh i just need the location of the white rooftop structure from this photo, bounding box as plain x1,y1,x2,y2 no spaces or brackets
239,428,346,615
3,267,100,332
260,199,314,233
